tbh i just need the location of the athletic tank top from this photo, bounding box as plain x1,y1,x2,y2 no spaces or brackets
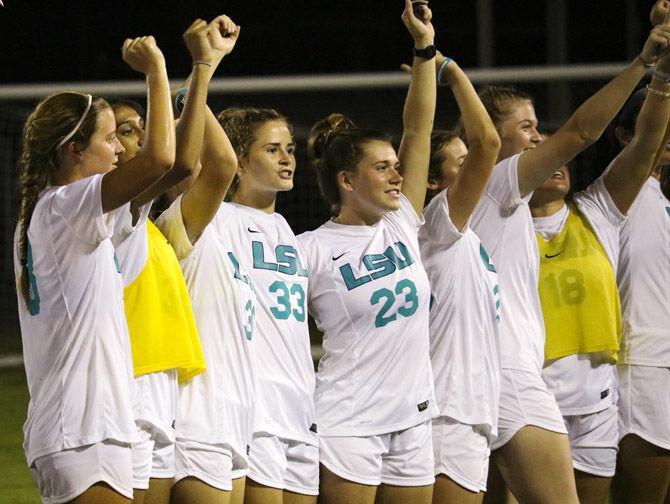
124,219,206,381
536,203,621,361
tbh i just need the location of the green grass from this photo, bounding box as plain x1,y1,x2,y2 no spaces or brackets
0,366,40,503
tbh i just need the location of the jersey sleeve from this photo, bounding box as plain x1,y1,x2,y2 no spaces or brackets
111,201,153,248
385,193,424,232
421,188,466,248
155,195,195,260
574,170,625,266
50,174,116,244
484,154,529,210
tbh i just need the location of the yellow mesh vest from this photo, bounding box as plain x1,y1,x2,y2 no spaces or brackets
536,203,621,361
124,219,206,382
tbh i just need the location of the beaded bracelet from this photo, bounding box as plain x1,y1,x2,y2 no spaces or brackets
437,57,453,85
647,84,670,99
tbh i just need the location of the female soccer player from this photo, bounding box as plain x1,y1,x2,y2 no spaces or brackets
213,53,317,504
610,7,670,502
298,2,436,503
14,36,174,504
470,22,670,504
156,17,254,504
417,51,501,503
531,47,670,504
111,17,238,504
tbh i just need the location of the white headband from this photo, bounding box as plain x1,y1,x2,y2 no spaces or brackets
57,94,92,148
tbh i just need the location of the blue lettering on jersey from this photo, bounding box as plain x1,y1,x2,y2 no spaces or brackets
340,241,414,291
251,241,309,277
665,206,670,218
479,243,496,273
26,242,40,316
227,251,253,288
114,253,122,274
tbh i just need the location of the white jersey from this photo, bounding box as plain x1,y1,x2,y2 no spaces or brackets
13,174,137,466
618,177,670,366
155,197,257,457
419,189,501,436
470,154,545,373
298,195,436,437
112,202,152,288
535,173,624,415
216,202,316,445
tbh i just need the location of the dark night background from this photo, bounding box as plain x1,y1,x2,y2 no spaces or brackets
0,1,658,82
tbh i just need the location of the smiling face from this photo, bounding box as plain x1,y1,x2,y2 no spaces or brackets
237,120,296,195
532,165,571,205
79,108,125,176
113,105,144,164
497,99,542,161
341,140,403,218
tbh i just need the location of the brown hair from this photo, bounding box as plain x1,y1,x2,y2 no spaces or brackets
308,113,391,215
477,86,534,130
425,129,461,205
216,107,291,199
17,92,109,306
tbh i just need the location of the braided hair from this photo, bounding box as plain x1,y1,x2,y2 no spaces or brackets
17,91,108,305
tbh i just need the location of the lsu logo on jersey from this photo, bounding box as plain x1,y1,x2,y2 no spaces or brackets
339,241,414,291
251,241,308,277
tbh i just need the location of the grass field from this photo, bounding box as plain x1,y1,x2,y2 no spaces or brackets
0,365,40,503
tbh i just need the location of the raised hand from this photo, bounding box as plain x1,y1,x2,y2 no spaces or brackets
183,19,214,66
401,0,435,48
651,0,670,26
208,15,240,64
122,36,166,75
640,22,670,67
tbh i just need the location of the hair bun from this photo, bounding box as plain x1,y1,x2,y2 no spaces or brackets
308,113,356,162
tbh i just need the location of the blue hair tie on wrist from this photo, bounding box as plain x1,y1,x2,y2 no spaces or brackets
174,87,188,114
437,57,453,85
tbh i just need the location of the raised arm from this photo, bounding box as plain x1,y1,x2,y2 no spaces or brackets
130,18,225,210
605,55,670,213
398,0,437,215
101,36,175,212
516,24,670,197
180,16,240,244
440,54,500,230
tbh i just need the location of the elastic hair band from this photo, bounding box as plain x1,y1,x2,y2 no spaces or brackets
174,87,188,114
192,60,212,67
58,94,92,148
437,57,453,85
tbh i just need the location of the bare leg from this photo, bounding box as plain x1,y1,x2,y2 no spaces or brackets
170,476,230,504
230,477,246,504
318,464,377,504
374,483,432,504
612,434,670,504
134,488,147,504
144,478,173,504
244,478,283,504
573,470,611,504
285,489,317,504
433,474,483,504
494,426,578,504
68,482,131,504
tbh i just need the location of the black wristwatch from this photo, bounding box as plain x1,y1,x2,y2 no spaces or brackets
413,45,437,60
